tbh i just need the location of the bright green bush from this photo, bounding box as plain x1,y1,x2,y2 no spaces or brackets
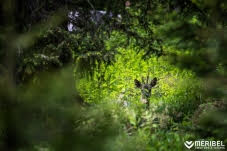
77,47,202,113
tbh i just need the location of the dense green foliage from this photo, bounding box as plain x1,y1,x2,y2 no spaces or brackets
0,0,227,151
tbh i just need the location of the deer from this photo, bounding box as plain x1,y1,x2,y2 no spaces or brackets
134,76,157,109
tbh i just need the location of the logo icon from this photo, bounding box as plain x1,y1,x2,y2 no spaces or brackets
184,141,194,149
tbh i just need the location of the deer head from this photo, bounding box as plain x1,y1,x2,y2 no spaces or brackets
134,76,157,109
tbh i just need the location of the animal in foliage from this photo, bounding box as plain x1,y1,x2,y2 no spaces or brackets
134,76,157,109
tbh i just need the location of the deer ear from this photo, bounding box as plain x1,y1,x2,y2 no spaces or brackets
150,77,157,87
134,79,141,88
